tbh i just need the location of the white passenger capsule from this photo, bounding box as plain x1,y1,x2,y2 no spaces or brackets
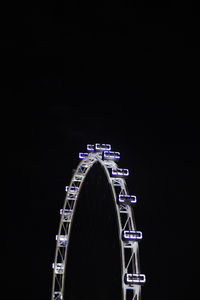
79,152,89,159
122,230,143,241
112,168,129,177
87,144,94,151
118,194,137,204
124,273,146,285
95,143,111,151
104,151,120,160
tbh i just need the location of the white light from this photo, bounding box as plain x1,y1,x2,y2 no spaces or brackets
95,143,111,151
104,151,120,160
56,235,68,241
123,230,143,240
119,194,137,204
79,152,89,159
53,292,62,300
65,186,79,193
60,209,72,215
112,168,129,176
87,144,94,151
56,235,68,247
53,263,64,274
125,273,146,284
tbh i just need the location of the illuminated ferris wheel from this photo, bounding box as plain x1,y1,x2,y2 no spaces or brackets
51,143,146,300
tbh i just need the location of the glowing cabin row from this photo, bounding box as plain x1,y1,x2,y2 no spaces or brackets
76,164,129,178
64,190,137,205
52,263,145,285
87,143,111,151
75,165,129,178
79,151,120,160
64,193,137,205
54,230,142,247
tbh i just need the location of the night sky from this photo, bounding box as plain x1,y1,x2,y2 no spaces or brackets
4,1,200,300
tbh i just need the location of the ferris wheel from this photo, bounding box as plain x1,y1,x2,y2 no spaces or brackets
51,143,146,300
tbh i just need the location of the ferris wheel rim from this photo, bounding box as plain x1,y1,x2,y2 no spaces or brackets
51,147,145,300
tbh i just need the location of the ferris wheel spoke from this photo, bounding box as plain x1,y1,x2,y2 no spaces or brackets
122,214,130,231
126,249,135,271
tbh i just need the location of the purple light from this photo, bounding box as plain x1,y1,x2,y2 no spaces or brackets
65,186,79,193
122,230,143,241
53,292,62,300
60,209,72,215
87,144,94,151
104,151,120,160
119,194,137,204
125,273,146,285
79,152,89,159
95,143,111,151
112,168,129,176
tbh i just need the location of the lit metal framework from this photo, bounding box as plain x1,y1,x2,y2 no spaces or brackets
51,143,146,300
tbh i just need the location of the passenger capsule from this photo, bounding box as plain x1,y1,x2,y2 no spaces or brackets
87,144,95,151
118,194,137,205
104,151,120,160
65,186,79,193
79,152,89,159
95,143,111,151
124,273,146,285
112,168,129,177
122,230,143,241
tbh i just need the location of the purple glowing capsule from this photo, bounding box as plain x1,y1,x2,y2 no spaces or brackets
87,144,94,151
122,230,143,241
124,273,146,285
79,152,89,159
104,151,120,160
95,143,111,151
112,168,129,177
118,194,137,204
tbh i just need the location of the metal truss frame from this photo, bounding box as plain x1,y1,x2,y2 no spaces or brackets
51,145,145,300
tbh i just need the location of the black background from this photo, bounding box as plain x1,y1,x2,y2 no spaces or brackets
4,1,200,300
